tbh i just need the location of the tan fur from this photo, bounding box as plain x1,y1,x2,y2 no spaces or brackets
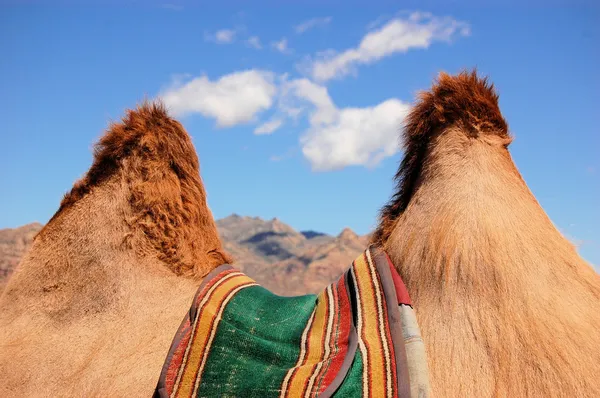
0,103,231,396
374,71,600,397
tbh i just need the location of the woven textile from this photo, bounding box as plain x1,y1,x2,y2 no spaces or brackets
154,246,419,398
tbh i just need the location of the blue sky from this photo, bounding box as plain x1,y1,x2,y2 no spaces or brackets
1,2,598,267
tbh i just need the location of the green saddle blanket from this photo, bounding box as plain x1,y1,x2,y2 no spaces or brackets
154,246,427,398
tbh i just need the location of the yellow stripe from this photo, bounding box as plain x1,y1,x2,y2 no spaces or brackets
353,253,387,398
279,308,316,398
304,285,336,397
284,289,330,398
172,271,242,395
175,273,256,397
191,281,258,397
350,266,368,397
366,249,393,398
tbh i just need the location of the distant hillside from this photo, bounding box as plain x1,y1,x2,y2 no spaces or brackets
301,230,328,239
0,216,370,296
0,223,44,292
216,215,370,295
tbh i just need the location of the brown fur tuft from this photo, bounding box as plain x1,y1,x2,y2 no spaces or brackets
52,101,231,277
57,102,190,211
373,70,510,244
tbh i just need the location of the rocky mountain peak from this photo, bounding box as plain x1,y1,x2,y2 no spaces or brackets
337,227,359,241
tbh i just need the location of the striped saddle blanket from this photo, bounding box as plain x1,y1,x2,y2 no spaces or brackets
154,246,430,398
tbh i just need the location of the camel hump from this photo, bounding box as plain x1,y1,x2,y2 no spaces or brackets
59,101,199,211
51,101,229,277
404,70,509,142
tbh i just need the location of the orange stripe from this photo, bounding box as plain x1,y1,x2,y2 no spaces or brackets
172,270,242,395
279,308,317,397
283,289,331,398
191,281,258,397
350,265,369,396
311,285,338,395
166,270,238,396
365,249,396,398
313,278,345,394
352,252,389,398
174,273,256,397
304,285,335,397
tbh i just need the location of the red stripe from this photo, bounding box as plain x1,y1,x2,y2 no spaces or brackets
193,269,238,308
165,269,236,395
373,267,398,396
312,285,339,394
299,294,330,398
356,254,376,396
177,272,245,397
384,253,412,306
165,318,192,396
185,279,256,398
282,307,316,397
315,276,352,391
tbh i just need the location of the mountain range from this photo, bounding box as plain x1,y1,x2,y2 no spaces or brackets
0,215,371,295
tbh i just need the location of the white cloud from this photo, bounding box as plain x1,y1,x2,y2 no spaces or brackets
254,118,283,135
272,37,292,54
159,69,277,128
295,17,332,34
281,78,336,125
246,36,262,49
280,78,410,171
309,12,470,82
205,28,237,44
301,98,410,171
